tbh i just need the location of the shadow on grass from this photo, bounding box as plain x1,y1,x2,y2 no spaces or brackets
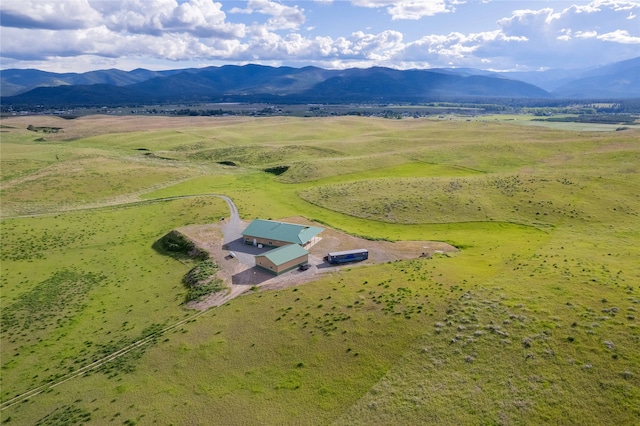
152,229,209,261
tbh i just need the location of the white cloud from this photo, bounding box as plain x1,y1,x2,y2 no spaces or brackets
598,29,640,43
393,30,527,69
351,0,451,20
229,0,306,30
0,24,241,62
493,0,640,67
166,0,242,37
557,29,573,41
575,30,599,39
348,30,404,57
0,0,638,72
93,0,245,38
0,0,102,30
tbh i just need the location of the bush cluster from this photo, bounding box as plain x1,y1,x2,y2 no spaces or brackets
183,260,225,302
157,230,209,260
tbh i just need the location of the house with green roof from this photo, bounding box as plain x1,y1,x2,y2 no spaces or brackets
242,219,323,249
255,244,309,275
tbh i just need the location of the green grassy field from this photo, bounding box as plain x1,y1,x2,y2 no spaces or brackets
1,115,638,425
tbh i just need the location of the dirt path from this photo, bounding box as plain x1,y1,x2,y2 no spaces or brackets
2,192,230,220
0,306,212,411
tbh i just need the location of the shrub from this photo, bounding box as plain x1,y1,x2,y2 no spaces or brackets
185,279,226,302
156,230,209,260
183,260,225,302
183,260,219,287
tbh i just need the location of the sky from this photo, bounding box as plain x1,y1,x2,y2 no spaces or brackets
1,0,639,73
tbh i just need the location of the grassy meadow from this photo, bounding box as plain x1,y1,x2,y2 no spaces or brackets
1,114,639,425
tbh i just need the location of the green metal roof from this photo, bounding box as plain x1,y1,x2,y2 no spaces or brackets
243,219,323,245
260,244,308,266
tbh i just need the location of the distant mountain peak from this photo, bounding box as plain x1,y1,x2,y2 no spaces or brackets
2,57,637,104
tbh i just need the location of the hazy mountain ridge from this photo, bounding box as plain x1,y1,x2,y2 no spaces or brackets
0,68,187,97
432,57,640,94
549,57,640,98
1,57,638,106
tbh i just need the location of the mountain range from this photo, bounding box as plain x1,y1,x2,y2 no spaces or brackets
1,57,638,107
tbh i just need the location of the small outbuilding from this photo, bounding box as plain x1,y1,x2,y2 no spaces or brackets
255,244,309,275
242,219,323,249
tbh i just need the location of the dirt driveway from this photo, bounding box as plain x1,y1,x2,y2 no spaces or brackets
177,197,457,310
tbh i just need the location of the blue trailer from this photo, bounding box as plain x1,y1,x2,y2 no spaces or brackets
326,249,368,264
